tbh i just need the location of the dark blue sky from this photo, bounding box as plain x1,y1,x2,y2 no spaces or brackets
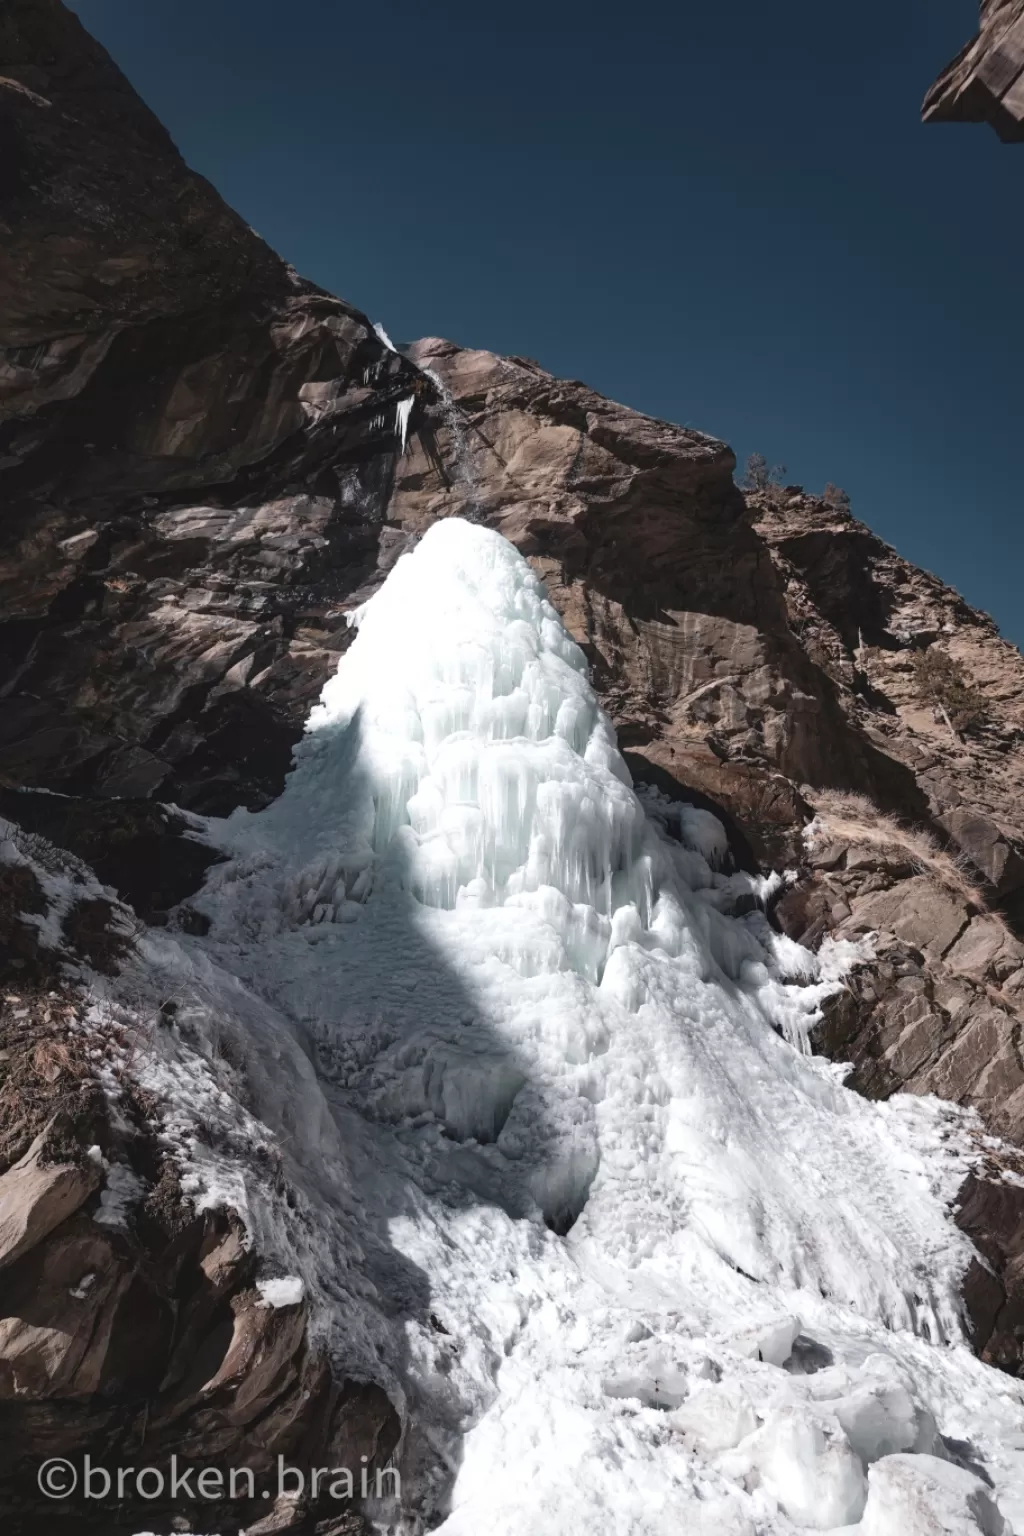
69,0,1022,646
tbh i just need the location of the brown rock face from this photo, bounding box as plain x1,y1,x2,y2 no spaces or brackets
384,341,1024,915
923,0,1024,141
0,0,424,817
0,0,284,345
0,1125,101,1271
956,1156,1024,1370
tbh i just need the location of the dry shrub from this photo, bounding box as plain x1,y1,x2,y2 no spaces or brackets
805,788,986,907
741,452,787,493
822,483,851,514
911,648,988,734
0,986,104,1172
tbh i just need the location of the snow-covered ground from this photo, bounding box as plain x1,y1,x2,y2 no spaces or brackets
104,519,1024,1534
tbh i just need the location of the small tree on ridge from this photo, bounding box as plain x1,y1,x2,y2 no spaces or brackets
822,482,851,514
741,453,787,493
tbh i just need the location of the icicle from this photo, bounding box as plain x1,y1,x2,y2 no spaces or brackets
395,395,415,455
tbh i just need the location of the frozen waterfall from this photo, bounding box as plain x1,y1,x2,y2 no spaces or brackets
124,518,1024,1536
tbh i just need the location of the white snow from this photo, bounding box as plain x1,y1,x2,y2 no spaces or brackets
94,1161,146,1230
256,1275,306,1309
1,817,117,951
860,1453,1012,1535
100,519,1024,1535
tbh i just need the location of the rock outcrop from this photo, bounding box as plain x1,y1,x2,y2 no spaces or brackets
923,0,1024,141
0,835,398,1534
1,0,424,816
4,1,1024,1529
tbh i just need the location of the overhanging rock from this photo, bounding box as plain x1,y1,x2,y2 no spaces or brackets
923,0,1024,141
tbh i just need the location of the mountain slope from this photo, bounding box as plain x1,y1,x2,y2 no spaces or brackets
1,0,421,815
9,518,1024,1536
3,4,1024,1532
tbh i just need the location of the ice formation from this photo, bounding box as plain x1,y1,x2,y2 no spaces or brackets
395,394,415,454
113,519,1024,1535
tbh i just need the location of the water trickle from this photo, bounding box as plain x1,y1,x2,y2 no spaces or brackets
423,365,471,488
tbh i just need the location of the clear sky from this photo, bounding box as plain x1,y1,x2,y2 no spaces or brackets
68,0,1022,647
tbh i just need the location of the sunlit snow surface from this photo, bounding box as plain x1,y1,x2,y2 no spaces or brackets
120,520,1024,1535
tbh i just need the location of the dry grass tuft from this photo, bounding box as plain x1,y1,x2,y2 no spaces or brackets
804,788,987,908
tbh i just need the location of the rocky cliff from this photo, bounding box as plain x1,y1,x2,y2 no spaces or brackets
0,0,424,819
3,4,1024,1533
924,0,1024,140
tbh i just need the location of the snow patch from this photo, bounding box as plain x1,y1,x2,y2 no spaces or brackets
257,1276,305,1309
94,1161,146,1230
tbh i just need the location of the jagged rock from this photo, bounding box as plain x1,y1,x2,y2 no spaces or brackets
812,909,1024,1149
918,1006,1024,1110
923,0,1024,143
772,879,835,949
945,915,1024,983
0,786,222,922
0,830,399,1532
0,0,423,816
0,1215,162,1399
202,1289,311,1424
956,1165,1024,1370
0,1123,100,1270
0,1151,399,1531
749,494,1024,919
844,876,970,959
937,807,1024,898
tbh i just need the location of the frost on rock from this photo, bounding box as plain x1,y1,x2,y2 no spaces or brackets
106,519,1024,1535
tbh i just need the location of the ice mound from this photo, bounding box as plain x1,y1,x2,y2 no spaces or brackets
311,515,650,936
213,519,833,1019
115,519,1024,1535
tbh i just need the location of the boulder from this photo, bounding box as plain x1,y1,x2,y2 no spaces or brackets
0,1124,99,1270
937,809,1024,898
917,1008,1024,1114
846,878,969,958
945,915,1024,983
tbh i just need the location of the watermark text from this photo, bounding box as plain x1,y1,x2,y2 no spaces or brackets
37,1454,400,1505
